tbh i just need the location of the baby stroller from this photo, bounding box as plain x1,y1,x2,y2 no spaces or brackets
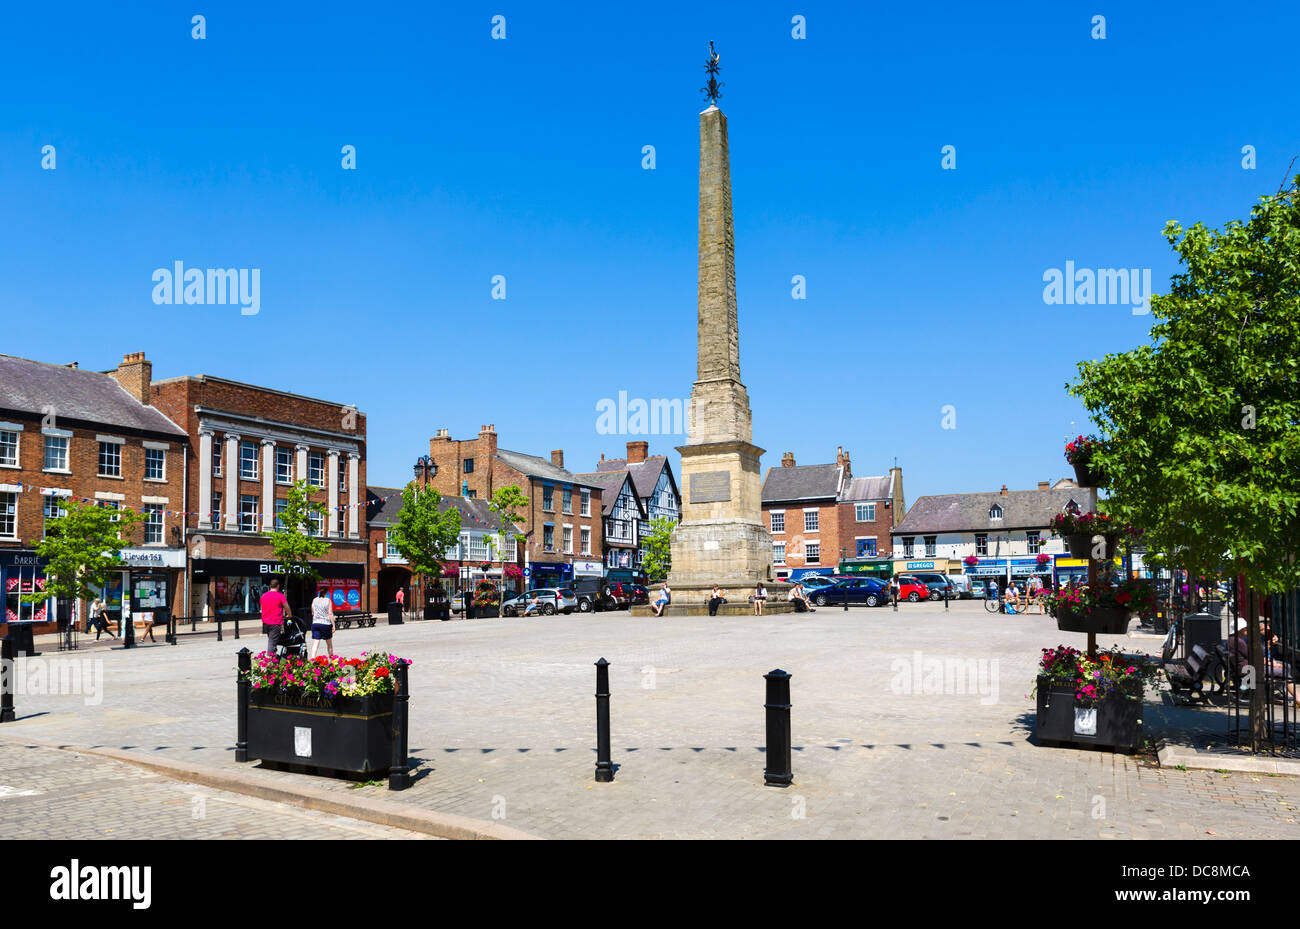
276,612,310,661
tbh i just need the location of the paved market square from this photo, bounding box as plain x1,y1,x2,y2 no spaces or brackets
2,602,1297,839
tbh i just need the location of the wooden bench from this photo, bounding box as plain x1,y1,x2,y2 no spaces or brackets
333,612,376,630
1164,644,1216,703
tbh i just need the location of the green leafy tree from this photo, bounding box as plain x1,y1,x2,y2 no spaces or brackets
265,479,331,592
1069,175,1300,747
24,498,146,609
389,483,463,607
486,485,529,589
640,517,676,581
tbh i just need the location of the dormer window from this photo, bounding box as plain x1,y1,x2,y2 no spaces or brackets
989,504,1003,520
1064,499,1080,515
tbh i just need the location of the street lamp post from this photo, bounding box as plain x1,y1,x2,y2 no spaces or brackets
413,456,438,620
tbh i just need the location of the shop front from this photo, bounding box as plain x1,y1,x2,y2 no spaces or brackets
191,558,366,616
837,558,894,580
964,557,1053,583
1,550,56,636
893,558,962,576
1053,555,1123,586
118,548,185,629
527,561,573,590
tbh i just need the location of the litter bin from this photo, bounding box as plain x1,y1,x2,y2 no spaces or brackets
4,624,36,657
388,602,403,625
1182,612,1221,660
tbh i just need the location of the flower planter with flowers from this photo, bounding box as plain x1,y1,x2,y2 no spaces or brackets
1049,510,1141,558
471,578,500,618
1034,646,1156,752
241,651,410,778
1064,434,1105,487
962,555,979,568
1041,579,1155,636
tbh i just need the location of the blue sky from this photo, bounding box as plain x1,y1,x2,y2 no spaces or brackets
1,1,1295,505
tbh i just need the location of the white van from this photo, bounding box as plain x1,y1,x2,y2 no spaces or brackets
946,574,972,599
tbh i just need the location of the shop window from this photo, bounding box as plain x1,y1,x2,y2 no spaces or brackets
0,430,18,467
145,447,165,480
44,435,69,471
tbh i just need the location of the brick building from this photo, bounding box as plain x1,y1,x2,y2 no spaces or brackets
835,467,905,580
0,352,188,637
761,448,852,582
424,425,603,589
366,486,521,610
150,373,369,616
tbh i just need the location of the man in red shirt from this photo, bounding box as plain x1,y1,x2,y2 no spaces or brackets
259,578,291,654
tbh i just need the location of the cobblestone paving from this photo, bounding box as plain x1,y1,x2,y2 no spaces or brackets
0,743,433,840
4,602,1299,838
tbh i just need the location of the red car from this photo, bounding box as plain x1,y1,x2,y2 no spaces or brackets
897,575,931,602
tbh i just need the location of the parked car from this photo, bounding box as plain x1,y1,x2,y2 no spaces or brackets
796,575,836,590
508,588,578,615
945,574,972,599
909,572,958,601
897,575,932,602
810,577,889,608
969,580,987,599
571,577,612,612
630,584,650,606
500,592,527,616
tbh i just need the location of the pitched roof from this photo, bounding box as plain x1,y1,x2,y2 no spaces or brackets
841,475,891,502
365,486,519,533
598,455,674,502
0,354,185,437
762,463,843,504
496,448,602,489
571,470,644,518
892,486,1098,534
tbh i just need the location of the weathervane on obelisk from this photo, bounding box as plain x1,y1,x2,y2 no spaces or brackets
701,41,724,105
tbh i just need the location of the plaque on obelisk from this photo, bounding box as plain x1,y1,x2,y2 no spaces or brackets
648,44,790,615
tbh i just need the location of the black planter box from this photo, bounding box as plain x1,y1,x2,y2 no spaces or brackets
473,606,500,618
1035,675,1142,752
246,690,394,777
1056,605,1131,635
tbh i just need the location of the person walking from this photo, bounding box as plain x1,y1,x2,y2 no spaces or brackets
259,578,291,655
309,586,335,659
396,586,405,617
651,583,672,617
707,584,725,616
87,597,116,640
889,574,900,608
753,582,768,616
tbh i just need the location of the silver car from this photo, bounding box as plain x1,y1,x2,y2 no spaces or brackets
520,588,578,615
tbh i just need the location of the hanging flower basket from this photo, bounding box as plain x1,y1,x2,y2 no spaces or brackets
1036,553,1051,567
1064,435,1105,487
1065,533,1116,558
1054,605,1131,635
1071,460,1105,488
963,555,979,567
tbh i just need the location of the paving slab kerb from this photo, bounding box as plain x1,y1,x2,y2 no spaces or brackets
2,602,1298,839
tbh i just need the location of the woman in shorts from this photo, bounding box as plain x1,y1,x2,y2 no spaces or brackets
309,588,335,659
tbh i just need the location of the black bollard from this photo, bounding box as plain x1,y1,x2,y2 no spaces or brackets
165,609,176,646
388,662,410,790
594,658,614,782
1,636,15,723
123,613,135,650
944,587,949,611
763,669,793,787
843,582,849,611
235,648,250,761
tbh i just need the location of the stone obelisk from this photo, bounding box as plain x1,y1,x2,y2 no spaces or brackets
658,69,791,615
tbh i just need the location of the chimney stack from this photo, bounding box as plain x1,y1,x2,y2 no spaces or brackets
1000,484,1008,496
551,449,565,469
478,424,498,459
626,440,648,464
1038,481,1049,490
781,452,795,468
110,351,151,405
